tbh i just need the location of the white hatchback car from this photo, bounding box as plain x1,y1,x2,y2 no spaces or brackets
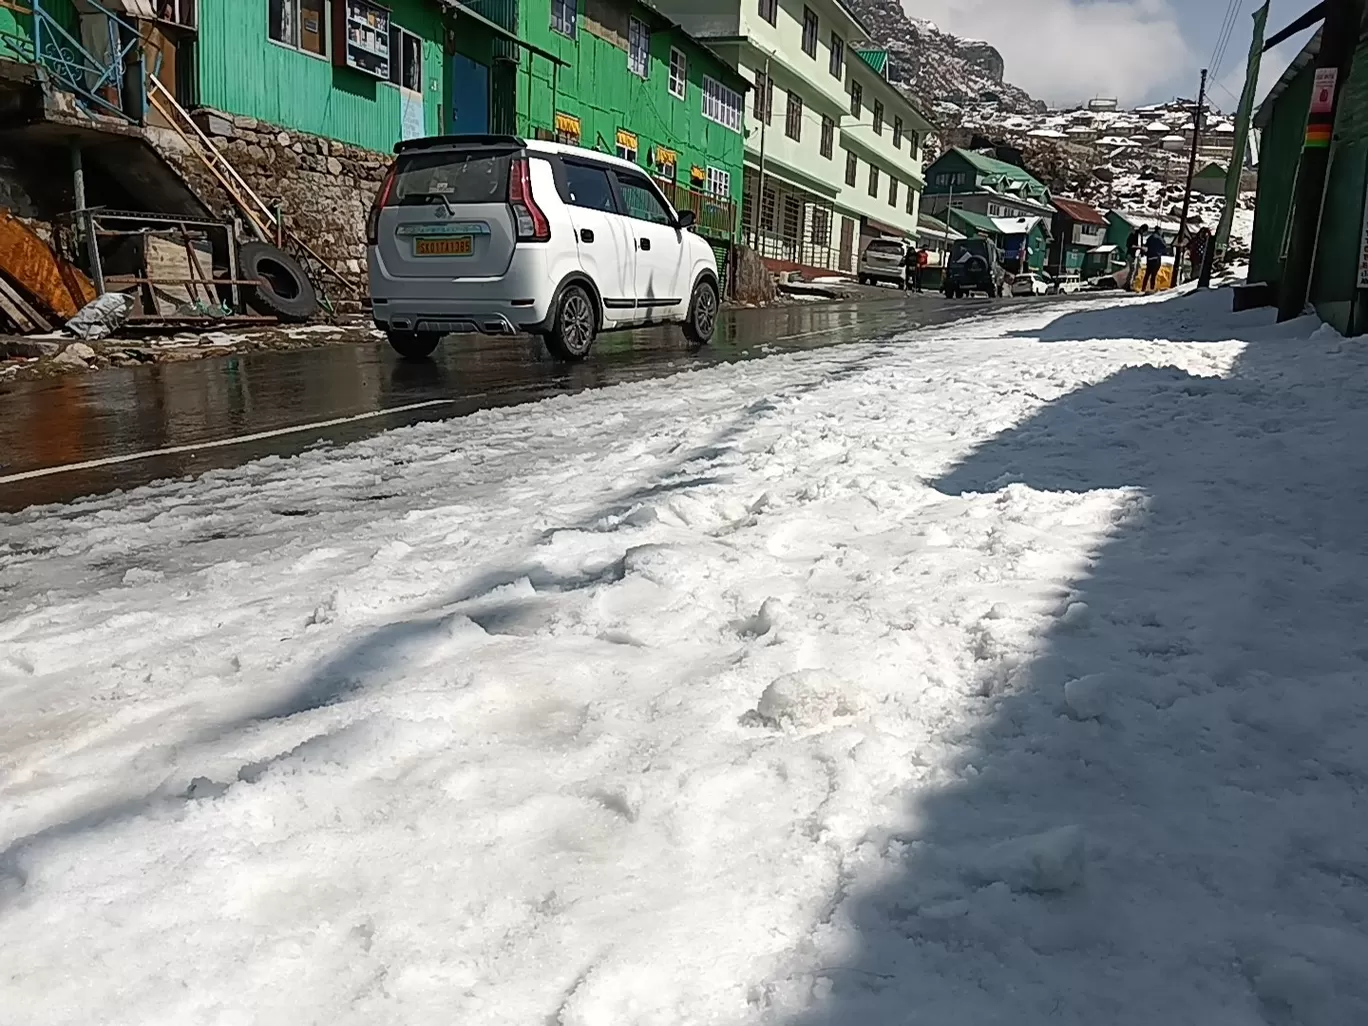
366,135,721,360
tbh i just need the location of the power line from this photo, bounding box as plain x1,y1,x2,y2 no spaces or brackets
1209,0,1245,87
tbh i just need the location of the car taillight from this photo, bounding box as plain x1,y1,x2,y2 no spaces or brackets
366,164,398,245
508,156,550,242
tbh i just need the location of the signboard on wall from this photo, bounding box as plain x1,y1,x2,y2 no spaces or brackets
333,0,391,79
400,90,424,141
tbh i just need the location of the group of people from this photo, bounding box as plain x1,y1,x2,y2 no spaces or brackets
903,244,932,292
1125,224,1213,293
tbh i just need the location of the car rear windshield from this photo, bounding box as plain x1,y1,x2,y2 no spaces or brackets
388,149,513,206
866,241,903,256
953,239,990,258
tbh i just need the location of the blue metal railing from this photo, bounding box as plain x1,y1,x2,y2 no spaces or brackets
0,0,144,122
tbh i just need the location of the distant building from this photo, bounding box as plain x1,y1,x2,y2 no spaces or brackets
1049,196,1109,273
1192,162,1228,196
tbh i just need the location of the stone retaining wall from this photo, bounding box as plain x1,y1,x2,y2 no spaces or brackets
150,109,391,288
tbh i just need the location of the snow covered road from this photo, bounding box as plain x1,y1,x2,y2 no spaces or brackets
4,290,1368,1025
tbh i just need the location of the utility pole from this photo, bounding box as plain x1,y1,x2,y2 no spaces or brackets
751,53,771,250
1174,68,1206,287
1278,0,1367,321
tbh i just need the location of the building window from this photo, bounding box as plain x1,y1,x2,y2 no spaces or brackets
628,17,649,77
702,76,743,132
850,80,862,118
760,185,777,231
868,164,879,197
551,0,576,37
872,100,883,135
554,111,581,145
785,90,802,141
269,0,328,57
753,70,772,124
845,151,857,186
668,48,686,99
906,187,915,215
820,115,834,158
616,129,638,163
908,130,920,158
652,146,678,181
889,177,898,207
801,6,818,57
829,32,843,77
893,117,903,148
388,25,422,92
158,0,198,28
811,206,830,246
706,166,730,198
757,0,776,25
936,170,966,187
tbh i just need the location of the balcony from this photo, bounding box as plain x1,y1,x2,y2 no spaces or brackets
659,179,738,242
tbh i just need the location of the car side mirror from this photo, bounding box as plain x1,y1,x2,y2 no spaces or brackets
675,209,697,230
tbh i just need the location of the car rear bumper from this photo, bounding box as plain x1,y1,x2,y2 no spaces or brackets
859,264,906,280
367,246,554,335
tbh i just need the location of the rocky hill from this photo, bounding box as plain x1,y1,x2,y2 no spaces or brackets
842,0,1044,114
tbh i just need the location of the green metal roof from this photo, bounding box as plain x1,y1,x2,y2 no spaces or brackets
854,48,888,76
947,208,1001,236
951,148,1047,190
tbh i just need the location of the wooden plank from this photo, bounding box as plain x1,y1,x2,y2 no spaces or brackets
0,276,52,332
0,284,37,333
0,210,96,320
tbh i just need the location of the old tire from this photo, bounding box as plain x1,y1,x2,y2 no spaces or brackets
239,242,318,322
682,276,719,345
544,284,597,361
387,331,440,360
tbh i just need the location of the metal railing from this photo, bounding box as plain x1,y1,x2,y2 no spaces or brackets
0,0,144,122
658,179,737,242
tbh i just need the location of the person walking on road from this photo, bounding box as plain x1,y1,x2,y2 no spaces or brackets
910,245,929,293
1127,225,1143,282
1186,227,1211,282
1142,227,1166,292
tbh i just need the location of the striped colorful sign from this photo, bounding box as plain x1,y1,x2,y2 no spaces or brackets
1305,122,1333,149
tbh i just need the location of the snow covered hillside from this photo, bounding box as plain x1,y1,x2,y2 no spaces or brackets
842,0,1042,114
6,291,1368,1024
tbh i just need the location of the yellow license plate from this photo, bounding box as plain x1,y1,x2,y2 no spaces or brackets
415,236,473,256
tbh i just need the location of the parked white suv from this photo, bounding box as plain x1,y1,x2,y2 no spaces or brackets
857,237,909,289
366,135,721,360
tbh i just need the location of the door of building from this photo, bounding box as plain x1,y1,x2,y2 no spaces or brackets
450,54,490,135
839,216,855,271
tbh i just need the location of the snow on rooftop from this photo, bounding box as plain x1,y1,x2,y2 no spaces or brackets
1027,128,1067,138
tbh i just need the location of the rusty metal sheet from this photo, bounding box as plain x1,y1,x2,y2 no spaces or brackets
0,210,96,321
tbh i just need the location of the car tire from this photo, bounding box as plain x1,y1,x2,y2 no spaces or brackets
387,331,440,360
682,276,719,345
544,283,597,361
239,242,319,322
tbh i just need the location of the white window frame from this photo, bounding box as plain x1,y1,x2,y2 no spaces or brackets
706,166,730,199
702,76,742,133
668,47,686,99
388,24,423,94
617,139,639,162
551,0,576,38
269,0,330,60
628,16,649,78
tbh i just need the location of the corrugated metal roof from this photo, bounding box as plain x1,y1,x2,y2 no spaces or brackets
854,48,887,76
1254,28,1321,129
1051,196,1109,226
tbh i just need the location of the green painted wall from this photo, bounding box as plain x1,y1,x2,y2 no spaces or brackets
197,0,442,153
1310,34,1368,334
1249,62,1314,287
0,1,84,65
513,0,746,229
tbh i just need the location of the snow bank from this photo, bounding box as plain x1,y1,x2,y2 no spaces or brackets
4,289,1367,1024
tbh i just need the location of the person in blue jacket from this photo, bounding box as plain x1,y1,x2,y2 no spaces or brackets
1141,228,1167,292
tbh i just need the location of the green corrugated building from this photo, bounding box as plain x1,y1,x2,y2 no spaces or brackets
1250,15,1368,335
513,0,748,243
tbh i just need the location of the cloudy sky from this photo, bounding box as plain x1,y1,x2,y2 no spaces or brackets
901,0,1318,109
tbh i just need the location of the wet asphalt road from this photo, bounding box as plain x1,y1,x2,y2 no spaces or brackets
0,292,1006,512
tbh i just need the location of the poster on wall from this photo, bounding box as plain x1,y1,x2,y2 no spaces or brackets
400,90,424,141
333,0,391,79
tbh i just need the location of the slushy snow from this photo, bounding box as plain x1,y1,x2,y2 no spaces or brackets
4,288,1368,1025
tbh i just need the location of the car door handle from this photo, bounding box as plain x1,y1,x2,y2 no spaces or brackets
579,229,594,243
639,238,651,251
